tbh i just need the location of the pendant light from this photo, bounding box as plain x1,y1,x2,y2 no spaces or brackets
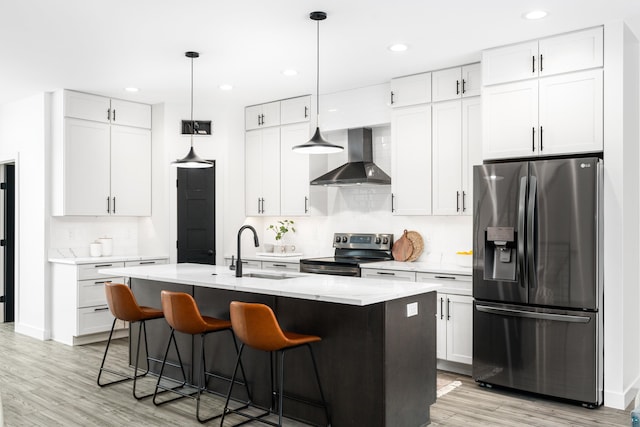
172,51,213,168
292,11,344,154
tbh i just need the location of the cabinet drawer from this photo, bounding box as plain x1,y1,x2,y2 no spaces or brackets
416,272,471,282
261,261,299,272
124,258,168,267
78,277,125,308
77,306,116,336
361,269,416,281
78,262,125,280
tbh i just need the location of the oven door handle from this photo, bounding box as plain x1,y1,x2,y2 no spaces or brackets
301,265,359,276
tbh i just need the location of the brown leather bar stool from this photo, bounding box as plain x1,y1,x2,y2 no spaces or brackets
97,282,165,399
153,290,251,423
221,301,331,427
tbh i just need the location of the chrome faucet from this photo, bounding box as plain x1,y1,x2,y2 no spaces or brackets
236,225,260,277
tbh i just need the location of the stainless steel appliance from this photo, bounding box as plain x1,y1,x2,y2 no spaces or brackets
472,157,603,407
300,233,393,276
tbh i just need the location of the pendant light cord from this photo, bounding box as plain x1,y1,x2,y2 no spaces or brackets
316,18,320,123
190,54,195,148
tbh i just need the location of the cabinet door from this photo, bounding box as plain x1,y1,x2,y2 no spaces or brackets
245,105,263,130
245,130,264,215
281,96,311,125
482,80,539,160
64,91,110,123
360,269,416,281
110,125,152,216
538,69,603,155
432,100,462,215
482,40,538,85
280,123,311,216
64,118,111,215
390,73,431,107
436,293,447,360
391,104,432,215
110,99,151,129
461,97,482,216
461,63,482,98
538,27,603,77
261,101,281,128
260,127,281,215
432,68,462,102
445,294,473,365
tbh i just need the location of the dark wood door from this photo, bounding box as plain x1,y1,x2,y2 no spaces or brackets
177,163,216,264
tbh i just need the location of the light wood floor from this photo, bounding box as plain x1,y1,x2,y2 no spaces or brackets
0,323,631,426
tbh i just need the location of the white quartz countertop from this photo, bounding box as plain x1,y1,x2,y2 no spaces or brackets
99,263,441,306
49,255,169,265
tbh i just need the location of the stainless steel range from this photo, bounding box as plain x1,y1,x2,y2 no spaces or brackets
300,233,393,277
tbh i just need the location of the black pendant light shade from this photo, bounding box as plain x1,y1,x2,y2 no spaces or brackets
172,51,213,168
292,11,343,154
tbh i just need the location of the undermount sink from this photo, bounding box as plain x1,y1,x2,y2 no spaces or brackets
243,272,299,280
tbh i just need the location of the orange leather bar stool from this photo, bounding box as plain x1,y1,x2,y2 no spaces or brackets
153,290,251,423
221,301,331,427
97,282,165,399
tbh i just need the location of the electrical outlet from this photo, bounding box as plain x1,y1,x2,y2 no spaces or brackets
406,302,418,317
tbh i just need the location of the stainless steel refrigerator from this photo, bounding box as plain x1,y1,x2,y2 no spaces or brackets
472,157,603,407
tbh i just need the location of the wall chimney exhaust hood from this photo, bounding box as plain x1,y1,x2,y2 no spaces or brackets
310,128,391,186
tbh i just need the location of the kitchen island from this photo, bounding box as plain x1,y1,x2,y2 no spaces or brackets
99,263,439,427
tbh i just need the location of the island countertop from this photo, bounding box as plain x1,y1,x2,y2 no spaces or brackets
99,262,440,306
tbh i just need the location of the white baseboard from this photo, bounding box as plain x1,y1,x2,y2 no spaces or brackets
604,375,640,410
14,323,48,340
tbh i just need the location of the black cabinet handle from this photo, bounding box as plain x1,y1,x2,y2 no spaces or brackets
532,127,536,152
272,264,288,268
440,297,444,320
390,91,395,105
304,106,309,118
107,197,110,213
376,271,396,275
94,307,109,312
435,275,456,280
456,191,460,212
112,197,116,214
532,55,536,73
391,193,395,212
107,108,111,121
462,79,467,94
462,191,466,212
139,261,157,265
257,198,261,214
112,109,116,121
456,80,460,95
447,298,451,320
304,196,309,214
94,264,113,268
540,126,544,151
540,54,544,72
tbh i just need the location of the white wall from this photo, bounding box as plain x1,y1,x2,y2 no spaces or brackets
0,93,49,339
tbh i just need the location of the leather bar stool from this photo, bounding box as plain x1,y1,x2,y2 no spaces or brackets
221,301,331,427
153,290,250,423
97,282,164,399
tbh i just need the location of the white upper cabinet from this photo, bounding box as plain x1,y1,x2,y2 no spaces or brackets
245,101,281,130
432,63,481,102
390,72,431,108
482,26,603,86
280,96,311,125
245,127,281,216
391,104,432,215
52,90,152,216
280,123,312,216
320,83,390,132
63,90,151,129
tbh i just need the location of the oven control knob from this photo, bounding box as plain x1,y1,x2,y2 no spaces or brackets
383,237,389,244
342,236,348,243
375,236,381,244
335,236,342,243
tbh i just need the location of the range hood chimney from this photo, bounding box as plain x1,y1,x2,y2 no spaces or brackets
310,128,391,186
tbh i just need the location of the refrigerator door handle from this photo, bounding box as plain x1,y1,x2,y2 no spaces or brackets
475,305,591,323
517,176,528,288
527,176,537,289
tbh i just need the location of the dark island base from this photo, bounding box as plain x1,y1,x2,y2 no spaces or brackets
130,278,436,427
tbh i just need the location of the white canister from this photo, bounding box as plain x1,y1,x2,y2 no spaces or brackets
90,243,103,257
97,238,113,256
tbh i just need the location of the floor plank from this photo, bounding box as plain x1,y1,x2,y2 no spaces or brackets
0,323,631,426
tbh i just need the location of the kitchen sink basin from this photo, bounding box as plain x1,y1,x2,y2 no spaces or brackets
243,272,298,280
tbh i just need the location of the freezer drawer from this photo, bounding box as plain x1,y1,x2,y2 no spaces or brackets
472,301,602,406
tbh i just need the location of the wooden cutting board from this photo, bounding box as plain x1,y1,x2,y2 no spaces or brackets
392,230,414,261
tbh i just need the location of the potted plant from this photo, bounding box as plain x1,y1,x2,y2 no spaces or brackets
267,219,296,253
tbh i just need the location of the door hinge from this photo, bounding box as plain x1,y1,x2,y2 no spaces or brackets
0,182,6,190
0,240,5,247
0,296,4,303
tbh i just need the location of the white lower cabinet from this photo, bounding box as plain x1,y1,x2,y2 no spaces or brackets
360,268,416,281
223,257,299,272
435,293,473,365
51,258,167,345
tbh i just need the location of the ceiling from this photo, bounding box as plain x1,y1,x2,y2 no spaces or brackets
2,0,640,108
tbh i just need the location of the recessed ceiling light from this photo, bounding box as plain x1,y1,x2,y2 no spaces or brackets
219,84,233,91
124,87,139,92
282,69,298,77
327,108,338,113
388,43,408,52
523,10,548,20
